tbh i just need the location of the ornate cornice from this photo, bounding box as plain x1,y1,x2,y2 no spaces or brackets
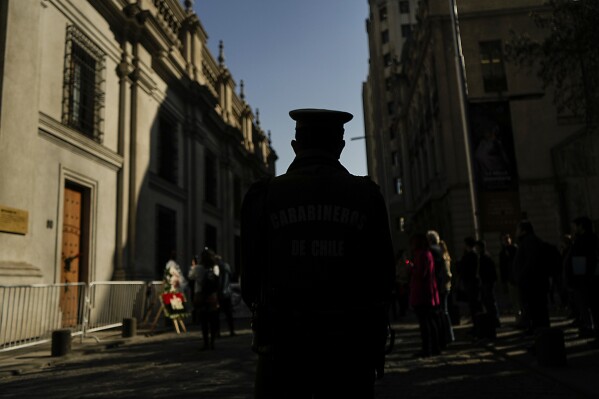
38,112,124,171
86,0,276,169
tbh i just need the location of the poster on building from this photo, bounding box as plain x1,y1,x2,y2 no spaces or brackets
468,101,519,192
469,101,521,232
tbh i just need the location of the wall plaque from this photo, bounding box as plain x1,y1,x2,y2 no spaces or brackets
0,205,29,235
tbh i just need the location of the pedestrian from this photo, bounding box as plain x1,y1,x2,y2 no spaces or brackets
188,255,200,324
409,233,441,357
241,108,395,398
215,253,236,336
438,239,455,342
189,248,220,350
499,233,519,320
566,216,599,347
394,249,410,319
512,220,550,334
475,240,500,328
456,237,483,325
426,230,454,346
543,239,563,312
559,234,580,323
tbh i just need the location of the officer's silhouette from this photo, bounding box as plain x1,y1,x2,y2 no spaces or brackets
241,108,395,398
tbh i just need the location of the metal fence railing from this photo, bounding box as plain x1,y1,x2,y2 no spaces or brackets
86,281,147,334
141,282,165,326
0,280,247,352
0,281,168,352
0,283,86,351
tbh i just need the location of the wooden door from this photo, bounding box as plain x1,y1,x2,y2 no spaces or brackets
60,186,83,327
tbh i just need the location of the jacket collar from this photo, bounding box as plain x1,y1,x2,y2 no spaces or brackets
286,149,349,174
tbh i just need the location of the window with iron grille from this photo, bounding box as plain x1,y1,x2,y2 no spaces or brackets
62,25,105,142
479,40,507,92
157,115,178,184
394,177,403,195
155,205,177,278
379,6,387,21
381,30,389,44
205,149,218,206
385,76,393,91
233,175,242,220
400,1,410,14
205,224,217,251
383,53,392,67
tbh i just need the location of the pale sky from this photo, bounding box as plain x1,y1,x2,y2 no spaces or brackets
192,0,370,176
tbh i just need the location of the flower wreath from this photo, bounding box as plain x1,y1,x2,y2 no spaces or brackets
160,292,190,319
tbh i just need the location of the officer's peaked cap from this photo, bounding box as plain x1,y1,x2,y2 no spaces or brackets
289,108,353,130
290,109,353,145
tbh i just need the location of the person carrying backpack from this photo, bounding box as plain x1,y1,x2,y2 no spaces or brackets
426,230,454,347
189,248,220,350
215,253,236,336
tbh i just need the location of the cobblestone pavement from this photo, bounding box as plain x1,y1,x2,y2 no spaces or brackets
1,312,598,398
0,321,257,399
376,319,595,399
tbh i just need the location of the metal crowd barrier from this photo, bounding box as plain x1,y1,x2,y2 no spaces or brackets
0,283,86,351
141,281,165,325
0,281,164,352
86,281,147,333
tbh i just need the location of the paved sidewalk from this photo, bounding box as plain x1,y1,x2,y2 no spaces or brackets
378,313,599,398
0,312,598,398
0,319,257,398
479,315,599,398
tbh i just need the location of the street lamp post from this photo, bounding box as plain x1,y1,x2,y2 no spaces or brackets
449,0,481,240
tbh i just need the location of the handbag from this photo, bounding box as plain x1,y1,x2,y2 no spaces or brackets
194,292,219,311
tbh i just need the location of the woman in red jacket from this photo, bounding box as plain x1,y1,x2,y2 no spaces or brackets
409,233,441,357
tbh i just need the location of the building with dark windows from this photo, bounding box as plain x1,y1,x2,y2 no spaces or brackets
365,0,591,256
0,0,276,285
363,0,419,253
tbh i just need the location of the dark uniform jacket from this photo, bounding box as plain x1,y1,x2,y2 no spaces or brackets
457,251,479,285
513,232,549,292
240,150,395,354
478,253,497,286
499,244,517,285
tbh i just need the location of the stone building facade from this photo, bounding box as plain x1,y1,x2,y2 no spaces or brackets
0,0,276,285
365,0,587,255
363,0,419,253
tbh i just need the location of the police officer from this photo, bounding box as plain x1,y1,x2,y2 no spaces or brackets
241,108,395,398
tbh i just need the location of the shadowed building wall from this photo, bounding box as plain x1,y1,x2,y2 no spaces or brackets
0,0,276,285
